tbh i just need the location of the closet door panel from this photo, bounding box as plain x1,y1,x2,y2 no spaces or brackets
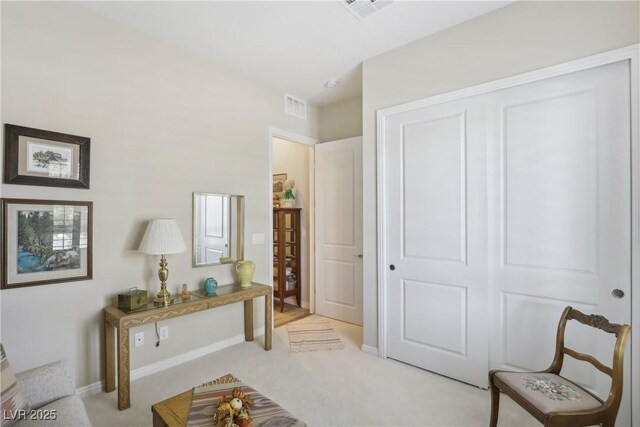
487,60,631,424
384,96,489,388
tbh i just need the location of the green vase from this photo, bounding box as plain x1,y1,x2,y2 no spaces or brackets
235,261,255,287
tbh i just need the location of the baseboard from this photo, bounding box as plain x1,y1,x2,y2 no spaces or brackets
76,327,265,397
76,380,104,397
361,344,380,357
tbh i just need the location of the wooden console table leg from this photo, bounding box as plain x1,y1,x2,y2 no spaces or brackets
265,292,272,351
244,299,254,342
104,317,115,392
117,327,131,410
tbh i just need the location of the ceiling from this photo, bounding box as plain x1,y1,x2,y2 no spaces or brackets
79,1,510,107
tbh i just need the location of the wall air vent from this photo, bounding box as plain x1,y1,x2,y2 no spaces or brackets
342,0,393,19
285,94,307,119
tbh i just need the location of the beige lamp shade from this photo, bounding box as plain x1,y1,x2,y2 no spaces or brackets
138,219,186,255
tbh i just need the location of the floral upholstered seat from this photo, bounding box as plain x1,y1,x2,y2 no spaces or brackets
493,372,602,414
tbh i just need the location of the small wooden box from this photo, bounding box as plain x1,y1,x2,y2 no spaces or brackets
118,288,148,312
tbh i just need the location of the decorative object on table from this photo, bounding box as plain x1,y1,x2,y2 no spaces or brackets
286,315,344,353
214,387,254,427
272,193,280,208
184,374,304,427
283,179,295,207
118,287,148,312
219,256,232,264
1,198,93,289
138,218,186,307
4,124,91,189
272,173,287,204
181,283,191,301
235,260,255,287
204,277,218,296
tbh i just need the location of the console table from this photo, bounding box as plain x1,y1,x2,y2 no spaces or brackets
104,283,272,410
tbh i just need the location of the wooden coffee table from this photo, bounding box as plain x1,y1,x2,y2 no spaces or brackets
152,388,195,427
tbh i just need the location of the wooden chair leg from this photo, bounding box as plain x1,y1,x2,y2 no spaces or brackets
489,382,500,427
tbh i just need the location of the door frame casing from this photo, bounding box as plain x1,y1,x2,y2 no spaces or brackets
376,44,639,426
267,127,318,314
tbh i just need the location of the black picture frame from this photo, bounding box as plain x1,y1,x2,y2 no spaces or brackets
1,198,93,289
4,124,90,189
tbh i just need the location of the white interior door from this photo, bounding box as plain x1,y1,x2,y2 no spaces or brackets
315,137,363,325
383,96,489,387
487,60,632,425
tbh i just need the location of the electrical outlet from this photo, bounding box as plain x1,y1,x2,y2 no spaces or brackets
252,233,265,244
160,326,169,341
134,332,144,347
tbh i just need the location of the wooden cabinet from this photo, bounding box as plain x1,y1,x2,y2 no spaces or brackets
273,208,301,312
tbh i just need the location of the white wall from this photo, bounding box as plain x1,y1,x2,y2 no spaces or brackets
0,2,318,387
361,0,640,349
318,96,362,143
272,137,312,307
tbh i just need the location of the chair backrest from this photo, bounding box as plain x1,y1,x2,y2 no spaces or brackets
548,306,631,410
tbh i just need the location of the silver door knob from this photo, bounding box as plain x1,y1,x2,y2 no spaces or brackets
611,289,625,299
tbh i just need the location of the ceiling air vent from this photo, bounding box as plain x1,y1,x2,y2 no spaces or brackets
342,0,393,19
285,94,307,119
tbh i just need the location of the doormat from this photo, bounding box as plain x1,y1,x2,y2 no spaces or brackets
286,315,344,352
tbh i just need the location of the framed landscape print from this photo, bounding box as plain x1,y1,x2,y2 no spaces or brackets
4,124,91,188
273,173,287,201
1,199,93,289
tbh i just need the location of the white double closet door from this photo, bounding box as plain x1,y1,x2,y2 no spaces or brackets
383,60,631,423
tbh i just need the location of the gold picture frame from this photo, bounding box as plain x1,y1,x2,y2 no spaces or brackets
273,173,287,204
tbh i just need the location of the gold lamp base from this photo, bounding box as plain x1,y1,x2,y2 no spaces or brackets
154,254,174,307
154,285,174,307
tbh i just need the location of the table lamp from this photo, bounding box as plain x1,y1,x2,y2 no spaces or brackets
138,219,186,307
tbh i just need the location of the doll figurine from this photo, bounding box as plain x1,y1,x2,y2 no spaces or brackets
181,283,190,301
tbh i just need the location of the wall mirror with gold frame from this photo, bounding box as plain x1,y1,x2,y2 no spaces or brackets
192,193,244,267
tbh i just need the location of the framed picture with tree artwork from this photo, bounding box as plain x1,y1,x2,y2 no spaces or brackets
1,199,93,289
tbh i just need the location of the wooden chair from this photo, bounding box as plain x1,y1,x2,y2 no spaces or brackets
489,306,630,427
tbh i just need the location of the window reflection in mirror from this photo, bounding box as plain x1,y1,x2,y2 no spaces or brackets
193,193,244,267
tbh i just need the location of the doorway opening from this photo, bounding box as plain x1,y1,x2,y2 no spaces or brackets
269,129,316,327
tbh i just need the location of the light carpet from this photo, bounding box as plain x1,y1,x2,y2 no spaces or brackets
286,315,344,352
83,316,537,426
